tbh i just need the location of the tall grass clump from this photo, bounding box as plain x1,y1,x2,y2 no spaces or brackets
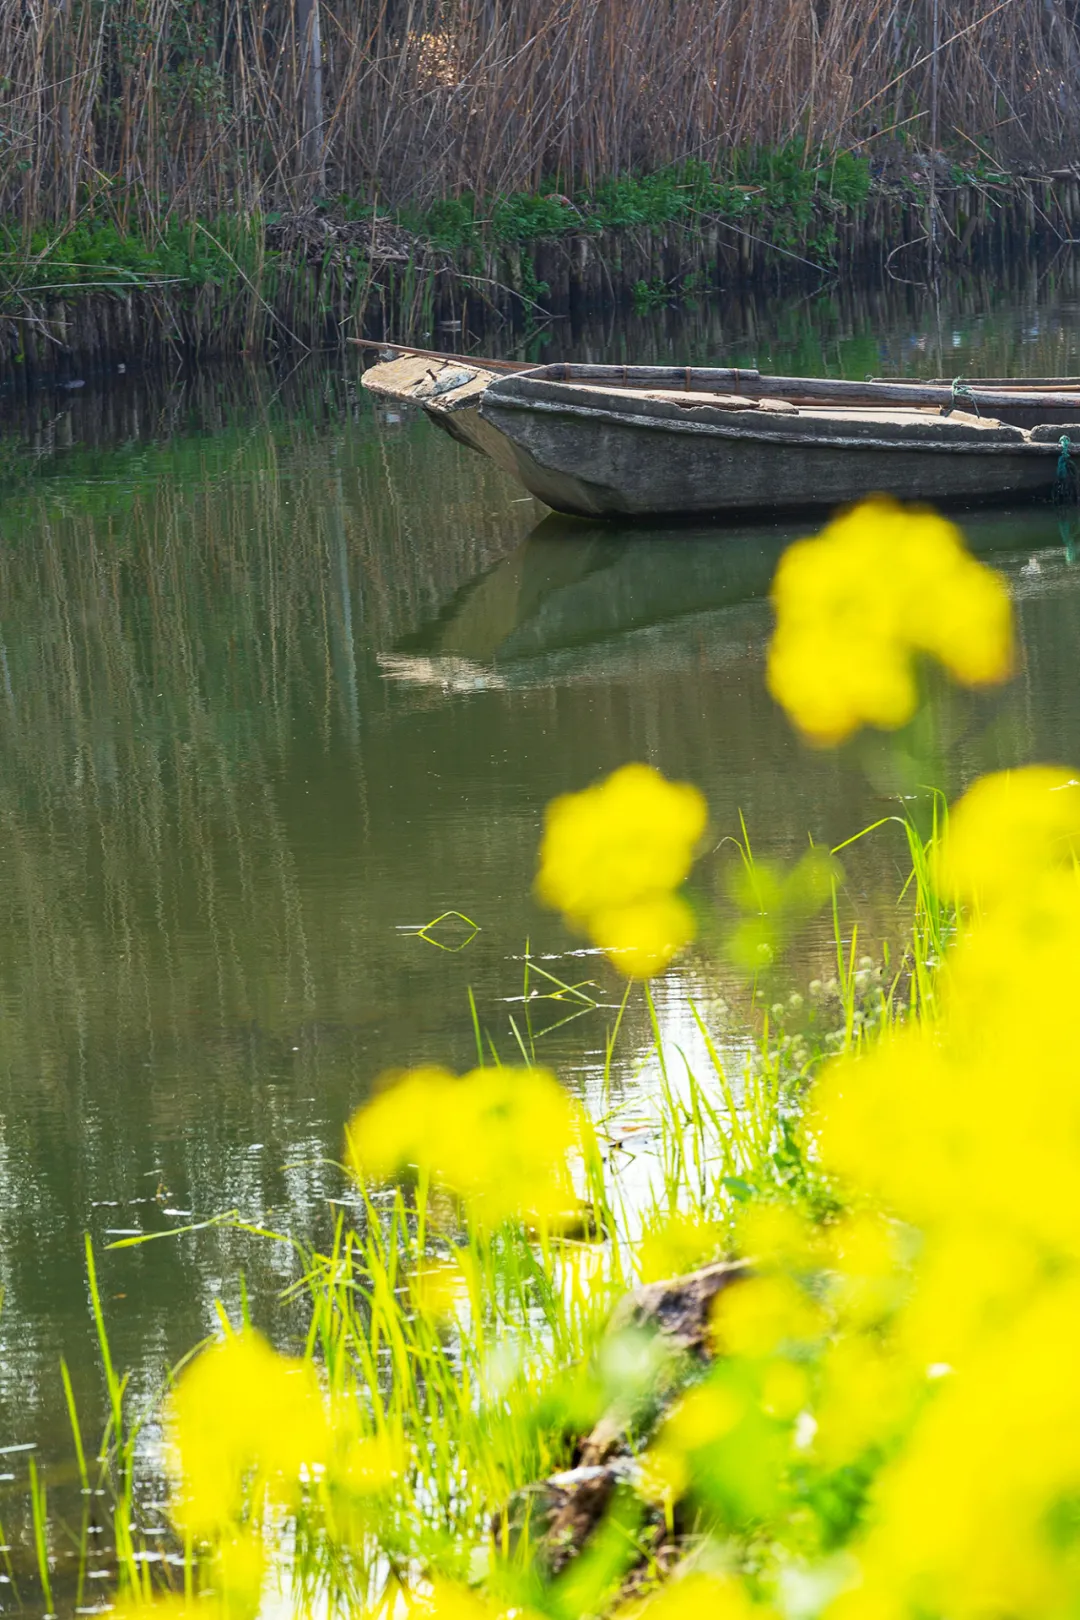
0,0,1078,236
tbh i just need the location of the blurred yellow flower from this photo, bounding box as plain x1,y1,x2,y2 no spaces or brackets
792,758,1080,1619
535,763,706,976
712,1272,824,1360
831,1281,1080,1620
735,1200,823,1272
346,1064,586,1227
343,1064,456,1186
759,1357,809,1421
767,498,1013,746
933,765,1080,907
333,1430,403,1496
638,1211,723,1283
412,1256,468,1320
166,1328,328,1540
618,1571,771,1620
215,1530,265,1611
588,891,696,979
676,1378,748,1446
107,1604,207,1620
405,1583,542,1620
812,1335,914,1469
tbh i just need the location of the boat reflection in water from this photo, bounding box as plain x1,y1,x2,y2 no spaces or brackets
379,505,1074,691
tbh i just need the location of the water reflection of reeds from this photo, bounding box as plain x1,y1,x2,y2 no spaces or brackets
0,364,544,1478
0,369,536,1061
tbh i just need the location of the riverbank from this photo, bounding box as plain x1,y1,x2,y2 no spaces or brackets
5,158,1080,386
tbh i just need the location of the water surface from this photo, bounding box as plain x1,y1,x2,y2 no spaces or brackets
3,272,1080,1590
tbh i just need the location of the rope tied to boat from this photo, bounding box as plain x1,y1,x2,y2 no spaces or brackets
1059,516,1080,562
1056,434,1079,504
943,377,980,418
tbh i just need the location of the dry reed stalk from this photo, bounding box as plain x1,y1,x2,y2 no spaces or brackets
0,0,1074,235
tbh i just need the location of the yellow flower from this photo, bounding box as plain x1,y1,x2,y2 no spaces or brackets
933,765,1080,907
343,1064,457,1186
588,892,696,978
412,1256,468,1320
346,1064,586,1227
215,1530,265,1611
767,498,1013,746
832,1281,1080,1620
712,1273,824,1360
792,761,1080,1617
638,1211,723,1283
166,1329,328,1540
332,1429,403,1496
535,763,706,976
107,1604,208,1620
812,1335,915,1468
618,1572,771,1620
405,1583,543,1620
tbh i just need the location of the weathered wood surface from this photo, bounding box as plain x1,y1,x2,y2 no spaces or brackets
350,336,532,373
361,351,525,478
512,362,1080,418
480,374,1061,517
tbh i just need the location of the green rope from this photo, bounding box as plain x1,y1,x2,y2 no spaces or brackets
1055,435,1078,505
944,377,980,417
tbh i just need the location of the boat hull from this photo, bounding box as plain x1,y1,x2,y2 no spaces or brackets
479,388,1060,518
360,354,1076,519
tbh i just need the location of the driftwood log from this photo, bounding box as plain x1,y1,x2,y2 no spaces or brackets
497,1260,752,1580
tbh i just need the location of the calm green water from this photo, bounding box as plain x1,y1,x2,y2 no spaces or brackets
4,271,1080,1591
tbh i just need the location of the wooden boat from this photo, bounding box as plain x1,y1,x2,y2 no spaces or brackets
357,341,1080,520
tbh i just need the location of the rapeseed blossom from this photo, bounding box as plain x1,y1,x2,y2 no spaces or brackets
535,763,707,976
932,763,1080,906
798,767,1080,1620
346,1063,587,1226
767,498,1013,745
618,758,1080,1620
621,1572,774,1620
166,1328,328,1540
638,1211,723,1283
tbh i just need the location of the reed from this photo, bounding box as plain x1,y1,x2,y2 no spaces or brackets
0,0,1076,239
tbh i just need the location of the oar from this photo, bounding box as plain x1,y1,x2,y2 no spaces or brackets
349,337,532,373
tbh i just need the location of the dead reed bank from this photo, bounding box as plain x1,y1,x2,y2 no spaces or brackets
2,0,1079,224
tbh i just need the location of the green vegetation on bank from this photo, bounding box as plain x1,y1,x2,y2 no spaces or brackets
0,0,1067,354
1,150,877,305
400,149,873,256
0,144,1036,354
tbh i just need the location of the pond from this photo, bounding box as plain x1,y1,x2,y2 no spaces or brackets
3,265,1080,1586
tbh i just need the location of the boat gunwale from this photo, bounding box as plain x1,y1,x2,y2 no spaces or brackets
505,363,1080,414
